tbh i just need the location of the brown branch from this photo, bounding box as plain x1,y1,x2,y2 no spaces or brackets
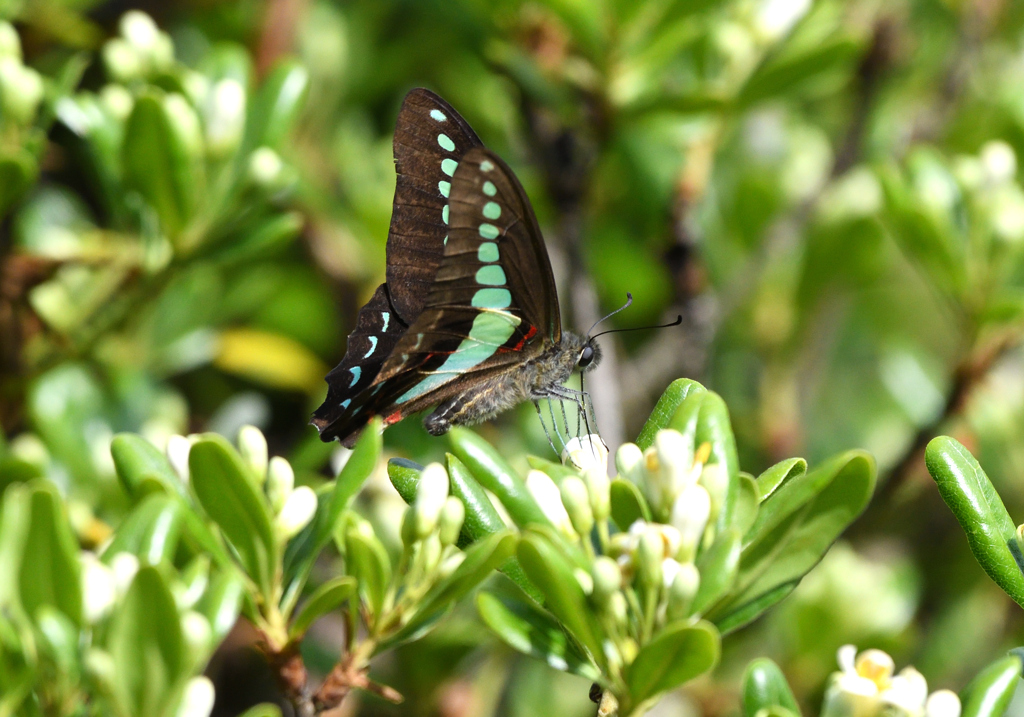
313,650,403,714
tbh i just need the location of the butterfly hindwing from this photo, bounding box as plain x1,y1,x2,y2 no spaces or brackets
311,284,408,444
386,89,484,323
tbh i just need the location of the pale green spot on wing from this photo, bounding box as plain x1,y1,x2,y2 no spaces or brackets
476,265,507,285
349,366,361,387
442,158,458,176
442,205,449,224
483,201,501,220
479,223,499,239
480,160,494,171
472,288,512,309
478,242,499,262
439,180,451,198
483,181,497,197
437,133,455,152
430,109,447,122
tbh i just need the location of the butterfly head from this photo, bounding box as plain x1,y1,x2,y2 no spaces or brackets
576,340,601,372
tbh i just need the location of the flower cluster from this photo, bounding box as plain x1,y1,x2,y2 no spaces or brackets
822,646,961,717
0,20,44,128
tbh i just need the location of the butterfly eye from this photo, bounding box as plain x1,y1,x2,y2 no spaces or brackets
578,345,595,369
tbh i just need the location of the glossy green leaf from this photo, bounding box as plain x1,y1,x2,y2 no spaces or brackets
0,151,37,218
35,606,80,683
387,457,421,505
101,494,183,566
742,658,801,717
449,427,548,528
110,433,184,499
925,437,1024,607
636,378,707,450
197,570,246,642
692,529,741,616
738,36,862,108
123,93,201,239
715,581,799,634
17,482,82,625
516,530,602,664
189,435,276,596
345,526,391,618
626,620,720,706
692,392,740,534
755,458,806,503
959,655,1022,717
109,566,186,717
243,61,309,152
476,591,599,679
207,212,303,265
289,576,357,640
713,451,875,624
610,477,652,530
238,705,283,717
733,475,760,538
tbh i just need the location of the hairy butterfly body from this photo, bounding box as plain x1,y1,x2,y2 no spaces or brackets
312,89,599,447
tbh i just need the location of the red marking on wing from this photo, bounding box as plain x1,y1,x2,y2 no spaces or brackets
384,411,403,426
507,325,537,352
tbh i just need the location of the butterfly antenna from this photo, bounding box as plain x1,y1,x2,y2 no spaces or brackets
586,293,634,338
590,314,683,342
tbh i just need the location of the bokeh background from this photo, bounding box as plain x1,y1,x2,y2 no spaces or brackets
4,0,1024,714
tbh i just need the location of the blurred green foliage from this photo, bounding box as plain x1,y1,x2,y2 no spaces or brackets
4,0,1024,714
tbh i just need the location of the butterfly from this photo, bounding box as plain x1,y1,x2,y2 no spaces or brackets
311,88,600,448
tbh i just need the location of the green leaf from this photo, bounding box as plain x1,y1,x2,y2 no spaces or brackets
692,392,740,534
636,378,706,450
197,570,246,642
448,428,548,528
34,606,80,684
101,494,183,566
714,581,799,634
109,566,186,717
0,150,38,218
516,530,603,664
189,435,276,597
738,36,862,108
712,451,875,624
289,576,356,640
243,61,309,152
692,529,741,616
237,705,283,717
110,433,184,499
379,531,517,651
610,478,652,530
625,621,720,706
476,591,599,679
925,437,1024,607
742,658,801,717
959,655,1023,717
387,457,421,505
345,526,391,619
17,482,82,625
733,475,760,538
208,212,303,264
526,455,579,482
123,93,201,239
755,458,806,503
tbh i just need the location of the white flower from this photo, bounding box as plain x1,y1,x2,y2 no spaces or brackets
0,57,43,125
249,146,284,186
527,470,574,537
110,552,140,596
99,84,133,121
166,434,192,483
880,667,928,717
276,486,317,539
560,476,594,536
756,0,811,41
615,442,643,480
925,691,961,717
437,496,465,546
81,553,117,623
670,484,711,561
237,425,268,485
655,429,694,493
822,671,881,717
981,141,1016,185
205,78,246,158
181,611,212,652
266,456,295,513
176,676,216,717
414,463,450,538
562,434,609,474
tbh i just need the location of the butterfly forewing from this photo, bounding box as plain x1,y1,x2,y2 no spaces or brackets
370,147,561,410
387,89,483,322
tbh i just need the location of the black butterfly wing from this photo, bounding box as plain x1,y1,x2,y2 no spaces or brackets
355,146,563,422
311,284,408,444
387,88,484,323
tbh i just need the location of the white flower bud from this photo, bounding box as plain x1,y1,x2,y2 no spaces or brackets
666,561,700,621
0,58,44,125
163,93,203,157
670,484,711,562
415,463,449,539
925,691,961,717
99,84,133,121
0,22,21,61
81,553,117,623
266,456,294,513
591,556,622,608
181,611,212,652
655,429,694,493
837,644,858,673
881,667,928,717
237,425,268,485
615,442,644,481
609,591,628,626
437,551,465,579
560,476,594,537
654,523,683,558
204,78,246,158
438,496,465,546
120,11,160,54
635,526,664,588
276,485,317,539
526,470,574,537
166,434,192,483
981,141,1016,185
661,557,682,589
562,434,609,474
249,146,284,186
175,675,215,717
582,467,610,522
111,552,140,595
698,463,729,524
10,433,48,470
574,567,594,595
102,39,143,82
